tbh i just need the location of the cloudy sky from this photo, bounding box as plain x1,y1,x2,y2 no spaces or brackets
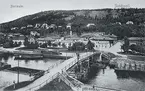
0,0,145,23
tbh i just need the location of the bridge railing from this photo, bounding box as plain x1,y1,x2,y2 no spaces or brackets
26,72,59,91
61,52,94,72
25,52,95,91
58,72,74,88
45,60,63,74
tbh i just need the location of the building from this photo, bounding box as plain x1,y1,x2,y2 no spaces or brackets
59,40,75,48
27,25,33,28
86,23,96,28
11,27,19,30
28,36,36,44
37,37,55,45
66,23,72,29
128,37,145,45
30,31,40,37
49,24,57,29
12,35,25,45
53,34,82,48
81,32,117,49
115,22,122,25
21,26,26,29
41,23,49,29
126,21,134,24
81,32,105,39
35,23,41,28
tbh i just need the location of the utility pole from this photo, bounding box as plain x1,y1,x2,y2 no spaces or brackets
17,55,21,83
66,51,67,60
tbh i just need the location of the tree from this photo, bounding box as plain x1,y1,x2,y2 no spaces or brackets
40,43,47,48
122,36,130,53
52,43,58,47
62,43,66,48
86,40,95,50
130,44,136,51
47,40,52,47
69,42,85,51
24,37,29,47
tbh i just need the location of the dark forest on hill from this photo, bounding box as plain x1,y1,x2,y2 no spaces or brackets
0,8,145,39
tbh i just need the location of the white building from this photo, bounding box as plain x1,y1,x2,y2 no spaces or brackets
12,35,25,45
49,24,57,29
66,23,72,29
115,22,122,25
86,23,96,28
20,26,26,29
37,37,55,45
35,23,41,28
11,27,19,30
41,23,49,29
27,25,33,28
126,21,134,24
30,31,40,36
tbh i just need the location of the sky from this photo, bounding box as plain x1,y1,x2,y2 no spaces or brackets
0,0,145,23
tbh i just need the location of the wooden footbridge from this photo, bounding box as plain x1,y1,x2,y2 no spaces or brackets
15,51,100,91
110,57,145,72
14,50,116,91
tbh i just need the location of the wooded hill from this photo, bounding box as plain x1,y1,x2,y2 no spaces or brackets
0,8,145,39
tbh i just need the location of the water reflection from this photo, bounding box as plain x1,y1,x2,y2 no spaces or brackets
85,67,145,91
0,55,63,70
0,71,31,89
0,54,64,89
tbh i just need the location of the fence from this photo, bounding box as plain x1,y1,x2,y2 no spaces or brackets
26,72,59,91
58,73,74,88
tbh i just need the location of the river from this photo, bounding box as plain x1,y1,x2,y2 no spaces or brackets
0,53,65,90
85,56,145,91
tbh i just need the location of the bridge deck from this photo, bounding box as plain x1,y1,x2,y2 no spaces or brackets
16,52,96,91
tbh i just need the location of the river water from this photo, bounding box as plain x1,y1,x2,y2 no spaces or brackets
85,56,145,91
0,54,64,89
1,53,145,91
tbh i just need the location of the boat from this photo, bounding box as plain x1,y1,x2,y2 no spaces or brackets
13,50,42,56
13,49,72,59
14,49,43,59
42,50,72,59
14,54,43,60
43,54,71,59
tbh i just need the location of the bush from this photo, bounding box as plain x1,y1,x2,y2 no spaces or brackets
130,44,145,53
69,42,85,51
40,43,47,48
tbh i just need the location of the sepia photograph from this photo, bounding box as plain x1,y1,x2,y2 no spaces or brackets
0,0,145,91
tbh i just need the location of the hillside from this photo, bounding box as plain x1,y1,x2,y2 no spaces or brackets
1,8,145,39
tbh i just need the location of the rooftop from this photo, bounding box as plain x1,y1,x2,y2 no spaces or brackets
13,36,25,40
128,37,145,41
37,37,55,41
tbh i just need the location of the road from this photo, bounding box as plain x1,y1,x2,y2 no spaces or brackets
102,42,127,58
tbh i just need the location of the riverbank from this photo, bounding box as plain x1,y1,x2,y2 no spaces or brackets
118,52,145,61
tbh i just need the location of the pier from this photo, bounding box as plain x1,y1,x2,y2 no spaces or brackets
110,57,145,72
